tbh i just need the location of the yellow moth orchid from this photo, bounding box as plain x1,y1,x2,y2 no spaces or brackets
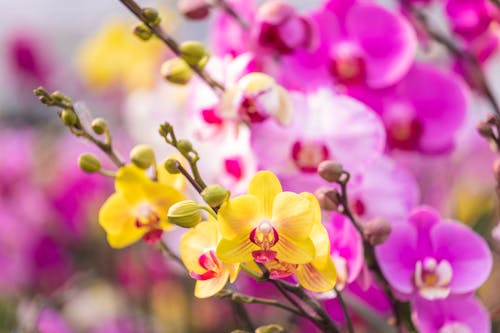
180,219,239,298
216,170,317,265
98,164,184,248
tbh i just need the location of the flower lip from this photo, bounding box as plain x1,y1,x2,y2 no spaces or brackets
249,220,279,263
291,140,330,173
190,250,222,281
414,257,453,300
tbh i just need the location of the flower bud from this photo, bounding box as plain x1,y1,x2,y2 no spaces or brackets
133,24,153,41
130,144,156,169
318,160,343,183
178,0,211,20
202,184,230,208
363,218,391,246
142,7,161,25
164,158,181,174
78,153,101,173
179,41,209,67
50,91,66,102
91,118,108,135
160,58,193,85
61,109,77,127
314,187,340,211
477,121,493,138
177,139,193,155
167,200,202,228
33,86,47,97
255,325,285,333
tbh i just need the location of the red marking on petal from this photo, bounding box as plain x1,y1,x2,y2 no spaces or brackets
252,250,278,263
291,140,329,173
224,156,244,180
190,270,218,281
201,108,223,125
351,198,366,216
143,229,163,245
269,268,295,280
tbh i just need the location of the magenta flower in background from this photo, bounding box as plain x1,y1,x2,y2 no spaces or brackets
375,206,492,300
349,63,468,154
413,294,491,333
445,0,493,41
278,0,416,91
326,212,364,290
250,89,385,192
347,156,419,224
253,0,318,55
37,308,74,333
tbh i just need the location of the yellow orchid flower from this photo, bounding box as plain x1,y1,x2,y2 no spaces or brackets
180,219,239,298
216,171,317,265
248,194,336,292
77,19,165,91
98,165,184,248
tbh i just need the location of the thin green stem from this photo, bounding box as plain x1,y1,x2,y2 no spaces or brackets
158,241,185,271
117,0,225,93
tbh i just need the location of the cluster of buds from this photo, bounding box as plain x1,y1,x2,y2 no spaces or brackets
161,41,210,85
133,7,161,41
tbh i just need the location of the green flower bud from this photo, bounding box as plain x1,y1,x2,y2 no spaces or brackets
164,158,181,174
142,7,161,25
133,24,153,41
179,41,208,66
50,91,66,102
78,153,101,173
255,325,285,333
130,144,156,169
61,109,77,127
160,58,193,85
201,184,230,208
317,160,344,183
177,139,193,155
167,200,202,228
91,118,108,135
33,86,47,97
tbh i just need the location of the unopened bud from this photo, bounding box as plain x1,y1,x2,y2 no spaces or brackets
318,160,344,183
255,325,285,333
177,139,193,155
363,218,391,246
91,118,108,135
477,122,493,138
179,41,209,67
160,58,193,85
61,109,77,127
315,187,340,211
51,91,66,102
164,158,181,174
167,200,202,228
202,184,230,207
78,153,101,173
142,7,161,25
133,24,153,41
178,0,211,20
33,86,47,97
130,144,156,169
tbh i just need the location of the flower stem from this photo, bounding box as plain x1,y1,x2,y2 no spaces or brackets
117,0,225,93
335,287,354,333
214,0,250,29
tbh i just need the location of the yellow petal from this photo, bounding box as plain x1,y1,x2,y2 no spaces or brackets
227,263,240,283
296,256,337,292
106,219,145,249
248,171,282,218
194,271,230,298
143,182,185,218
273,234,315,264
216,235,257,264
115,165,151,203
272,192,315,240
180,221,219,274
217,195,260,239
98,193,134,234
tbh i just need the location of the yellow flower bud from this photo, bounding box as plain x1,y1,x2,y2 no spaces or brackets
78,153,101,173
160,58,193,85
179,41,209,67
133,24,153,41
255,325,285,333
61,109,77,127
142,7,161,25
167,200,202,228
164,158,181,174
130,144,156,169
177,139,193,155
91,118,108,135
201,184,230,208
